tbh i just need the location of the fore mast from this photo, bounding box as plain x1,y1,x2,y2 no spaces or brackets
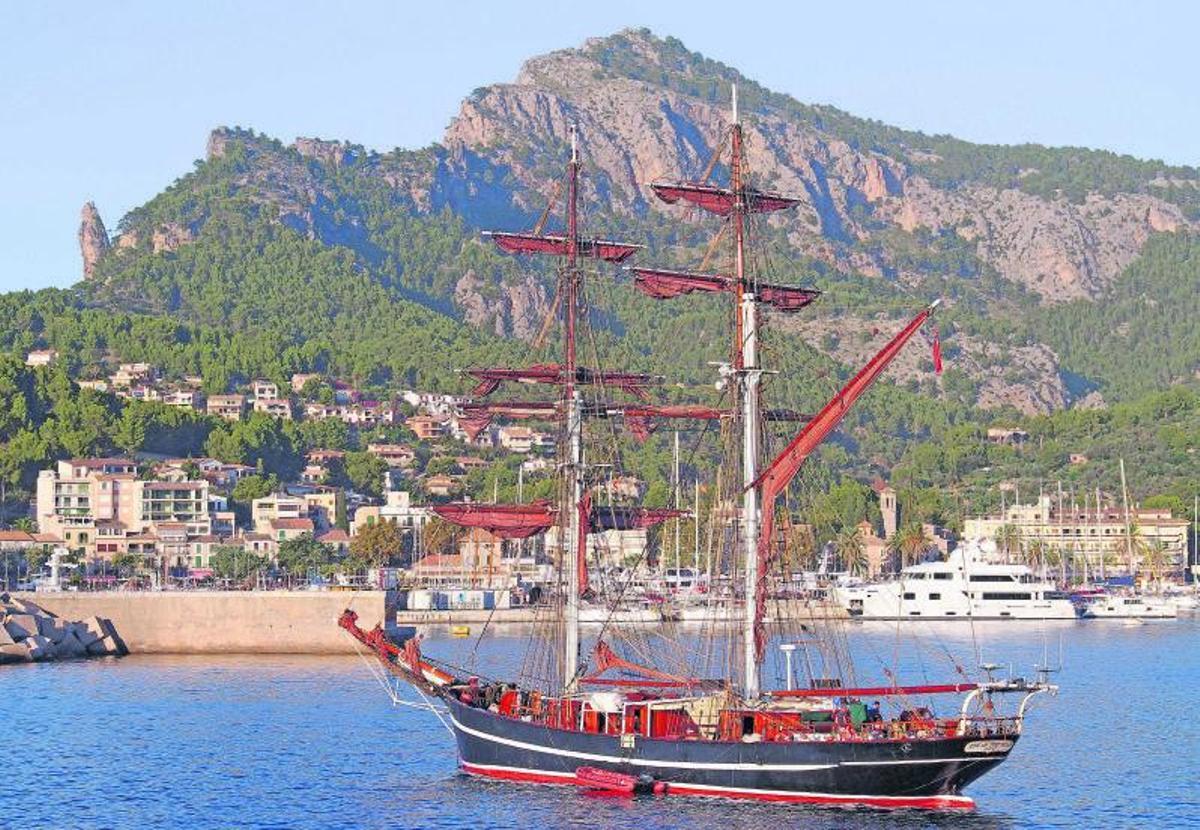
731,86,764,699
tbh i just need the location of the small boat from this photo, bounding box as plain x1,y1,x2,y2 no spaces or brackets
451,625,472,638
1079,594,1177,619
578,603,662,625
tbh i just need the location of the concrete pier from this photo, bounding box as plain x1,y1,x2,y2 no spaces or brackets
11,591,393,655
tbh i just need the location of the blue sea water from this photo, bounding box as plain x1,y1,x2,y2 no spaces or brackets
2,618,1198,829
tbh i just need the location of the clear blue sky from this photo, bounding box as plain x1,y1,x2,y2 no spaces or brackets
2,0,1197,292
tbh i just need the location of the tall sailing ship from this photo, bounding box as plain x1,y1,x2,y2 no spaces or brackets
341,88,1056,810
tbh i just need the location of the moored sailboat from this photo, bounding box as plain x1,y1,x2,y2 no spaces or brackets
340,88,1056,809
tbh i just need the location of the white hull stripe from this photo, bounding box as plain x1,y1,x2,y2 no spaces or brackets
461,760,976,807
841,756,1003,765
451,714,997,772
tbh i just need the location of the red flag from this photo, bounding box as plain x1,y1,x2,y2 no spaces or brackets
932,330,943,375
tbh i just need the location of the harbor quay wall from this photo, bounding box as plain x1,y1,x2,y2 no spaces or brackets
8,593,846,654
10,591,395,655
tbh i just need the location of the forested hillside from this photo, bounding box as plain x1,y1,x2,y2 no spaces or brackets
1,28,1197,525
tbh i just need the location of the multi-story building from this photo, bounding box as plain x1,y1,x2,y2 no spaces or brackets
251,495,308,532
207,394,246,422
25,349,58,367
162,389,204,409
251,379,279,400
367,443,415,468
963,495,1191,575
406,415,445,441
110,362,156,387
252,398,292,420
36,459,211,562
498,426,535,453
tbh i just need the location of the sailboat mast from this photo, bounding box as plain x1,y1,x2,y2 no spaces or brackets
1119,457,1134,578
563,125,582,692
732,84,763,698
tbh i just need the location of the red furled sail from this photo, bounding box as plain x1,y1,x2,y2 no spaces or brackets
431,500,555,539
932,330,943,374
589,505,686,532
630,267,730,298
650,182,801,216
581,640,699,687
486,232,641,263
617,403,725,442
467,364,655,399
758,283,821,312
457,401,559,441
577,492,592,596
750,302,940,661
628,267,819,312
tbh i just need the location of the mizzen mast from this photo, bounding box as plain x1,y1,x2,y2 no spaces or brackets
563,126,584,691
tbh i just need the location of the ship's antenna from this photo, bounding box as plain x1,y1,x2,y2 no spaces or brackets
731,83,739,124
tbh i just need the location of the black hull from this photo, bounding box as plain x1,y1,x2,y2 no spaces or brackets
446,698,1014,809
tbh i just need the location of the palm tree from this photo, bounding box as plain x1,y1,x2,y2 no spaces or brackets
993,524,1022,564
887,523,932,572
1140,540,1170,584
1022,538,1049,578
832,527,867,576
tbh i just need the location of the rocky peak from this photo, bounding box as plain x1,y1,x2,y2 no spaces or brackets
454,270,549,341
443,30,1196,304
206,128,232,160
293,137,354,168
78,201,110,279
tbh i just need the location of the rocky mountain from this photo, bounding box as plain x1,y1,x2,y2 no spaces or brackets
77,202,110,279
73,28,1200,417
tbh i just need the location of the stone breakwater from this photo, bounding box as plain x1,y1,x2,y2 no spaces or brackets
1,594,126,664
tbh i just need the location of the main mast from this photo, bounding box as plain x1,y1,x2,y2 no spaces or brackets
563,126,583,691
732,85,764,698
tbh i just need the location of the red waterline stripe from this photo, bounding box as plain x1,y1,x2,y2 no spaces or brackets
460,761,575,786
665,781,976,810
459,762,975,810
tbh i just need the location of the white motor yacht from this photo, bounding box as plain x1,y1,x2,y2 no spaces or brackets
1078,594,1177,619
832,538,1077,620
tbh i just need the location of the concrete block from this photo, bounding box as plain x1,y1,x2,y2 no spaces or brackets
4,614,38,640
12,598,47,617
69,623,100,647
54,631,88,659
37,615,68,643
0,622,14,646
73,618,105,648
0,642,29,662
86,636,120,657
22,634,52,660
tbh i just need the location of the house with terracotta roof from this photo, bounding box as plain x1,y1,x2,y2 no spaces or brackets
317,528,351,556
423,474,459,498
367,443,415,468
270,517,314,542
